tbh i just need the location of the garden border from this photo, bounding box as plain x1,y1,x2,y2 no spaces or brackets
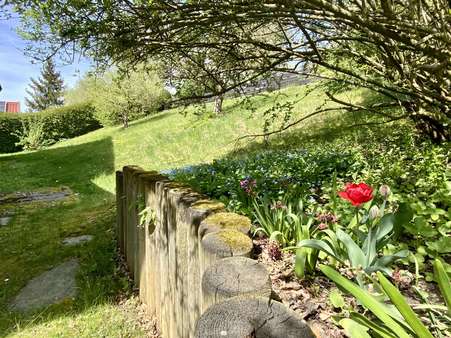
116,166,315,338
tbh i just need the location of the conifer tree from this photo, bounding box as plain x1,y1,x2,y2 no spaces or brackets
25,59,65,112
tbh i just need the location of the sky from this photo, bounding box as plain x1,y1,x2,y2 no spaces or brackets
0,15,92,112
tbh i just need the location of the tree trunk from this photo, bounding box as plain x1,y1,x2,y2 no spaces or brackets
122,112,129,128
403,101,450,143
213,95,224,116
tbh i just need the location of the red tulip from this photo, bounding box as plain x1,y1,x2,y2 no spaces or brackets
338,183,373,206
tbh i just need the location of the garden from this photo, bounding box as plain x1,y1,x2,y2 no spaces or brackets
173,126,451,337
1,0,450,337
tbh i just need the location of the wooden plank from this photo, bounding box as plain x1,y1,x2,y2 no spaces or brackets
115,171,124,253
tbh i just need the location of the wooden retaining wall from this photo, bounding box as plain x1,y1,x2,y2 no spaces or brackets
116,166,315,338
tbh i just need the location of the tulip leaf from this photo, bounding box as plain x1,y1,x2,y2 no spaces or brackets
320,265,410,338
372,250,409,270
433,259,451,315
377,272,434,338
295,239,343,263
294,248,307,279
336,229,366,268
376,214,395,241
349,312,398,338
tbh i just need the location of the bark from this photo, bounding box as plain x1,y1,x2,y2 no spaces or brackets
122,112,129,128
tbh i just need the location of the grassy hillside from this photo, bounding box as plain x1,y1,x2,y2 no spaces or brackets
0,84,373,195
0,84,402,336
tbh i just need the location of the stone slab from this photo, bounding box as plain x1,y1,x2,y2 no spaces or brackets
0,216,12,226
0,189,72,205
9,259,79,312
62,235,93,246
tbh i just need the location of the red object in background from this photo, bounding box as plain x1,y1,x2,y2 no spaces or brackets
5,101,20,113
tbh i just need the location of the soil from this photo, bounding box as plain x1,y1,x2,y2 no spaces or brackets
253,238,450,338
254,238,345,337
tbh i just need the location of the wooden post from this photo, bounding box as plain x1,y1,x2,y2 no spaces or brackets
116,166,315,338
201,256,272,311
195,297,316,338
115,171,124,253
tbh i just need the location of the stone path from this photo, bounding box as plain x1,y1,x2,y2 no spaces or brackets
0,216,12,226
0,188,72,205
2,188,93,313
62,235,93,246
9,259,80,312
0,210,14,227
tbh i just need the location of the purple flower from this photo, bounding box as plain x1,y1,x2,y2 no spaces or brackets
239,177,256,195
316,212,338,224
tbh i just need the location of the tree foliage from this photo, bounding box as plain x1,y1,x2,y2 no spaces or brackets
5,0,451,140
25,58,64,112
65,66,170,127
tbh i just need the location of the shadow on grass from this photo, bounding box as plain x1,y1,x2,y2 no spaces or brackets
0,137,115,196
0,137,132,336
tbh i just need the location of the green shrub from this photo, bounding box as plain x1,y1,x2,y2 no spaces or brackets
0,113,22,153
65,67,172,127
172,148,359,215
37,103,101,140
13,116,54,151
173,130,450,272
0,103,101,153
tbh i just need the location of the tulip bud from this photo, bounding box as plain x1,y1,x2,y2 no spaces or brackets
369,205,380,220
379,185,391,198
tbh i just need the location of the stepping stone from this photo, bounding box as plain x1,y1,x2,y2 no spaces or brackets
24,191,71,203
0,189,72,205
9,259,79,312
0,216,12,226
62,235,93,246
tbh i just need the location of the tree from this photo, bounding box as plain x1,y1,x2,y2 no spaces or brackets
168,48,263,115
65,66,171,128
6,1,451,141
166,27,281,115
25,59,64,112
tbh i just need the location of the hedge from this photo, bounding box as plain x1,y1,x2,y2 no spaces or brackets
0,103,101,154
0,113,22,153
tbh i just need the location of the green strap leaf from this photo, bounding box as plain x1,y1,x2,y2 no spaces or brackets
433,259,451,315
349,312,398,338
371,250,409,271
377,272,434,338
296,239,343,263
320,265,410,338
294,248,307,279
336,229,366,268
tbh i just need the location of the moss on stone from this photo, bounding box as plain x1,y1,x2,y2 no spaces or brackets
203,212,251,232
165,182,191,190
191,199,225,212
217,230,252,252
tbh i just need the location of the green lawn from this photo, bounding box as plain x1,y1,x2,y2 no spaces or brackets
0,84,376,337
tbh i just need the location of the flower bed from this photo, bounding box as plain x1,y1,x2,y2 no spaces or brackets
172,135,450,336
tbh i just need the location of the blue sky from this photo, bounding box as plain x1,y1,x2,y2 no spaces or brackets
0,16,92,111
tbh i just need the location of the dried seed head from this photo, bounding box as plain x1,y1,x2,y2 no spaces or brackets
266,240,282,261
